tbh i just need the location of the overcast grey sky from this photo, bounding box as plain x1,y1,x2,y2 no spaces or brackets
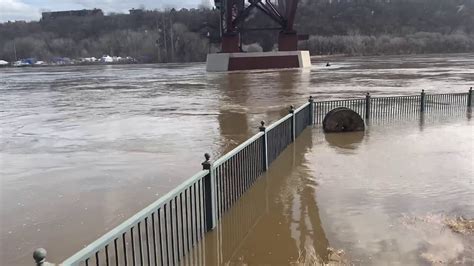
0,0,213,22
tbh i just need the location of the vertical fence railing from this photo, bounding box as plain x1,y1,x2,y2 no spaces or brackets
294,102,311,138
34,96,316,266
211,132,266,220
425,92,469,112
201,154,215,232
468,87,473,108
266,114,293,166
369,94,422,123
314,89,471,124
259,121,269,171
365,92,371,120
314,98,366,124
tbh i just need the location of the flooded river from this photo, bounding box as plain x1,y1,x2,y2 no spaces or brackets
1,54,473,265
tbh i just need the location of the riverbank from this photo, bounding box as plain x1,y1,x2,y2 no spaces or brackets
3,50,473,70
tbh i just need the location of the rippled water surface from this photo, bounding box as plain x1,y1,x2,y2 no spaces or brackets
1,54,473,265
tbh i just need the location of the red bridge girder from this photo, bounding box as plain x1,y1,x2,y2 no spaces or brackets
214,0,301,52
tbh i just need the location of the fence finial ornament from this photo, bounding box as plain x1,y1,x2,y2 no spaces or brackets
365,92,372,120
202,153,211,170
420,89,426,112
33,248,47,265
259,121,266,132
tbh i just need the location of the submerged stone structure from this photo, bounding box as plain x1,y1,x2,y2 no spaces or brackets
207,0,311,72
322,107,365,133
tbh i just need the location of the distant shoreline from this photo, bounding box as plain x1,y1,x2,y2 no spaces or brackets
2,52,473,69
0,61,139,68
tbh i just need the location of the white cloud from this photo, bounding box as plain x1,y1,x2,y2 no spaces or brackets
0,0,40,21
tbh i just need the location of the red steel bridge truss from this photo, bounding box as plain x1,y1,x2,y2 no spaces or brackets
214,0,305,52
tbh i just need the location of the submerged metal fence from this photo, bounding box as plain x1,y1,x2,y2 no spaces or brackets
314,88,473,124
34,88,472,266
34,98,315,266
314,98,366,124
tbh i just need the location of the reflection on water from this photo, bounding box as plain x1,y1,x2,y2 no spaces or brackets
216,73,251,155
324,131,365,150
314,118,474,265
1,54,473,265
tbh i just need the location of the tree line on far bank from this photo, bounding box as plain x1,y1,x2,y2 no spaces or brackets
0,0,473,63
0,8,218,63
303,32,474,56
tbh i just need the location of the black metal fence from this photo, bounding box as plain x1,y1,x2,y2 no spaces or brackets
425,93,470,111
295,103,312,138
266,114,294,165
34,98,314,266
314,98,366,124
370,95,420,121
212,134,266,220
314,88,473,124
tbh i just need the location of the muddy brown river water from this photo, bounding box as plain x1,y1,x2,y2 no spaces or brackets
1,54,473,265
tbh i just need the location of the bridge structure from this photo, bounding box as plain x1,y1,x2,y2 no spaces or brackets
214,0,300,52
207,0,311,72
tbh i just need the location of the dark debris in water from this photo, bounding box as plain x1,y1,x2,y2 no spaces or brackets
445,216,474,235
291,246,350,266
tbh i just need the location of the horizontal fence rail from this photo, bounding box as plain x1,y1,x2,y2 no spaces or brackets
34,88,472,266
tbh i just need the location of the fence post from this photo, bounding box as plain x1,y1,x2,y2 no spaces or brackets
33,248,47,266
420,89,426,112
259,121,268,171
365,92,371,120
201,153,216,231
289,105,295,142
468,87,472,108
308,96,314,125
